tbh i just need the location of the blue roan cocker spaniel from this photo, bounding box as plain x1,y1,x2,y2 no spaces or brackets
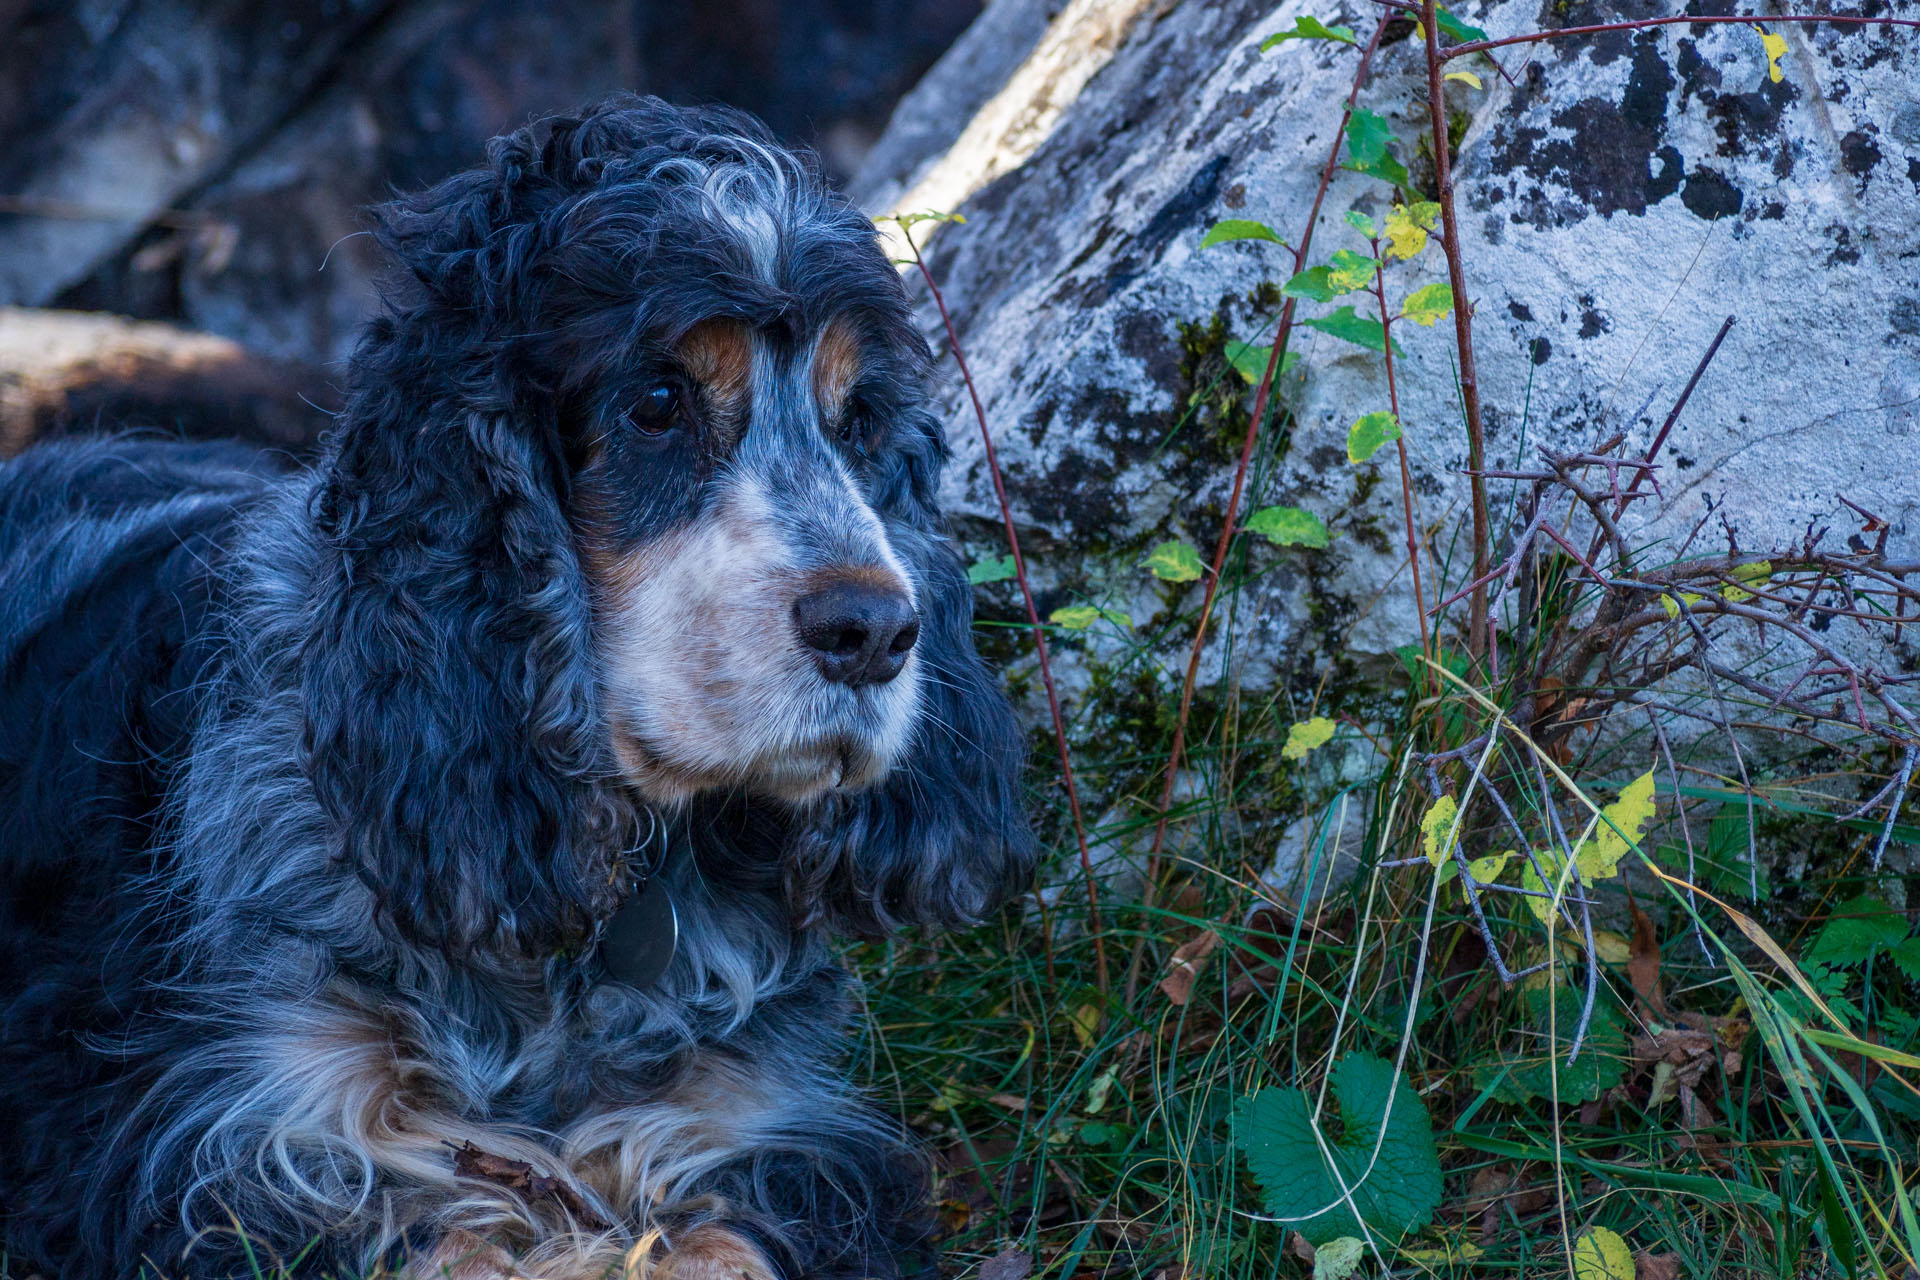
0,97,1034,1280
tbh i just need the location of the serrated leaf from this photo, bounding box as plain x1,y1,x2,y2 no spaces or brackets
1343,110,1409,187
1200,219,1287,250
1574,768,1656,882
1890,936,1920,984
1236,1053,1442,1245
1572,1227,1634,1280
1326,248,1382,291
967,553,1017,584
1311,1237,1366,1280
1050,605,1131,631
1344,209,1377,238
1400,282,1455,327
1445,69,1484,89
1806,894,1908,968
1421,796,1459,867
1283,265,1346,303
1753,24,1787,84
1223,340,1300,385
1261,16,1358,49
1304,306,1400,355
1382,201,1441,259
1144,540,1204,582
1473,987,1627,1104
1284,716,1337,761
1434,7,1489,43
1244,505,1329,548
1346,410,1401,463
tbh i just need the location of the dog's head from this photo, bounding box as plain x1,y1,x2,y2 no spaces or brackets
301,97,1034,953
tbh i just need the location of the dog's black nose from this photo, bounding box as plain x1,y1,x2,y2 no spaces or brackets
794,580,919,687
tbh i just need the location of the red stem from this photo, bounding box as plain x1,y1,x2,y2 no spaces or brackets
905,235,1110,996
1422,0,1490,662
1372,244,1431,687
1128,16,1393,1000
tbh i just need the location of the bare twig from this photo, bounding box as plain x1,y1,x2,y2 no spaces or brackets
902,232,1109,993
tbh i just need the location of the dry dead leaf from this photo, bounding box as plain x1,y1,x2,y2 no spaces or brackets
448,1140,607,1227
980,1247,1034,1280
1159,929,1222,1005
1627,896,1670,1019
1633,1251,1683,1280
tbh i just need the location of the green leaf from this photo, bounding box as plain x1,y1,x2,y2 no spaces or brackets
1223,340,1300,385
885,208,967,230
1473,987,1627,1104
1400,282,1455,327
1236,1053,1443,1245
1890,936,1920,984
1343,109,1409,187
1805,894,1908,968
1311,1237,1366,1280
1283,266,1345,303
1326,248,1382,291
1303,306,1400,355
1434,7,1490,44
1200,219,1287,250
1283,716,1338,761
1144,540,1205,582
1050,604,1131,631
1572,1227,1635,1280
1343,209,1377,238
1345,410,1401,464
967,553,1017,584
1261,16,1358,49
1243,505,1329,548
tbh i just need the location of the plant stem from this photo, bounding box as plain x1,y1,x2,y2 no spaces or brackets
1421,0,1490,663
1443,12,1920,62
1371,246,1432,692
904,235,1110,995
1129,16,1393,1002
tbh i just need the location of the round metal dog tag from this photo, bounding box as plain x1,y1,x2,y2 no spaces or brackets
600,881,679,989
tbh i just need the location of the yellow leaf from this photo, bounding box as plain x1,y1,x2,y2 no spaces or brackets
1444,69,1483,90
1720,558,1772,603
1466,850,1513,884
1283,716,1337,760
1382,200,1441,260
1660,591,1703,620
1522,846,1573,924
1572,1226,1635,1280
1421,795,1459,867
1590,929,1631,965
1069,1000,1101,1049
1575,768,1656,882
1753,25,1788,84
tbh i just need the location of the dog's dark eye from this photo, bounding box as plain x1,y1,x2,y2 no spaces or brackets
627,383,682,435
837,406,873,455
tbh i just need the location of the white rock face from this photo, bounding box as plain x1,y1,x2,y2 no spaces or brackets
855,0,1920,703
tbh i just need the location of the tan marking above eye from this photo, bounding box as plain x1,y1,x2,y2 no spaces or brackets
812,318,863,425
675,319,753,437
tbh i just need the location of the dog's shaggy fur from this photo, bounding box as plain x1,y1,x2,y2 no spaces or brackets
0,97,1033,1279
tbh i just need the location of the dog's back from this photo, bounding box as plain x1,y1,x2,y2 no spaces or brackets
0,438,279,1261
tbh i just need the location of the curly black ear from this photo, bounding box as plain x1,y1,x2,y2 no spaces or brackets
299,159,626,956
787,422,1036,935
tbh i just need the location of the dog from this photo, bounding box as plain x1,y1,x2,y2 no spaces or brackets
0,96,1034,1279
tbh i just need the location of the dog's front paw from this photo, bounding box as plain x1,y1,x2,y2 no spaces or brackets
652,1226,778,1280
